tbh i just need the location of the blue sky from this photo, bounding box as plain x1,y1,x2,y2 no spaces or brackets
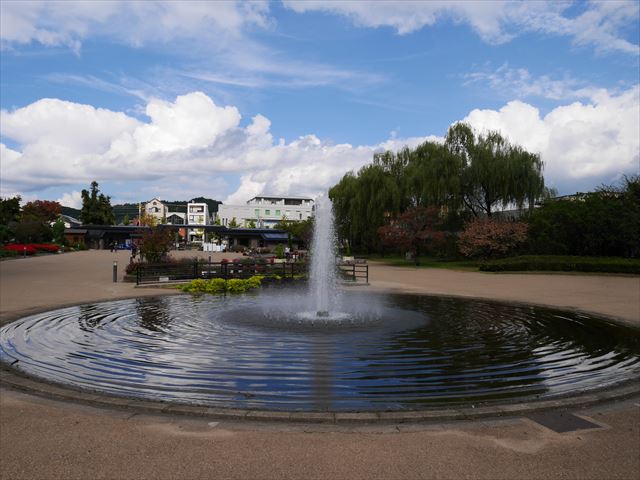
1,1,638,208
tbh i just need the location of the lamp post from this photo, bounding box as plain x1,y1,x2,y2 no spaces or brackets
113,261,118,283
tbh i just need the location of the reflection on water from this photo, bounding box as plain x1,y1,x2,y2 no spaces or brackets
1,292,639,411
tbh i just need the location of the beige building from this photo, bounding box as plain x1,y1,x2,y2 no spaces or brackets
143,198,168,223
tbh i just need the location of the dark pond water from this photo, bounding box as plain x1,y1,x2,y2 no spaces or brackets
1,292,638,411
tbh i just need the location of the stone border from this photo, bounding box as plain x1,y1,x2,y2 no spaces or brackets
2,364,639,423
2,292,639,423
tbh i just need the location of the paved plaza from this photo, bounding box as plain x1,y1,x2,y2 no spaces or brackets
1,251,639,480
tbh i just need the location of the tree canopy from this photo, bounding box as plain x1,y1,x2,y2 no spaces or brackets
80,181,115,225
0,196,21,225
330,123,545,253
21,200,61,222
377,206,445,265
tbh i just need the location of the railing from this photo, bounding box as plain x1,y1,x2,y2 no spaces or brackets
338,262,369,283
136,260,307,285
135,260,369,285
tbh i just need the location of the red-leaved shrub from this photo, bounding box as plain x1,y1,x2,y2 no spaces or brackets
458,218,528,259
29,243,60,252
3,244,38,255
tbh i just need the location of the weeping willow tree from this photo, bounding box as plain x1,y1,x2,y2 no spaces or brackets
330,123,545,252
445,123,544,217
330,163,403,253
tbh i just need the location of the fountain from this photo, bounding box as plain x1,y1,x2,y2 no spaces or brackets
1,194,639,412
308,195,339,318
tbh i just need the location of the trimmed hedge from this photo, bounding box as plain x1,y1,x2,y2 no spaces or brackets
479,255,640,274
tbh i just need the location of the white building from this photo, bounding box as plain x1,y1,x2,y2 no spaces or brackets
217,195,314,228
187,202,210,242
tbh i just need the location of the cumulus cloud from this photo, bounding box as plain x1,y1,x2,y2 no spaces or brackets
57,191,82,209
1,89,637,202
283,0,639,55
463,86,639,190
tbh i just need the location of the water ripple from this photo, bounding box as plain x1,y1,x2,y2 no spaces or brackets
1,292,639,411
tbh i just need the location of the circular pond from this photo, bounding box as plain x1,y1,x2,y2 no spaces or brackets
1,292,639,411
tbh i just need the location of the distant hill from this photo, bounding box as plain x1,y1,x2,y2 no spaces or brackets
61,206,81,219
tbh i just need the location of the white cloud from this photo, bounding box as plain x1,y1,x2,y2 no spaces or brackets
57,191,82,209
462,85,640,190
464,63,601,101
0,1,269,51
283,0,639,55
1,98,140,153
131,92,241,154
1,89,637,203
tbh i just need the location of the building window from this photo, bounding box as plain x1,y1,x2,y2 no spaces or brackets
275,209,280,216
265,209,271,215
255,209,260,216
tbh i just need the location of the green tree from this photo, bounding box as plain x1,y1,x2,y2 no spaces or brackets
52,218,66,245
13,221,52,243
0,196,21,225
528,176,639,257
80,181,115,225
445,123,544,217
0,225,13,243
123,214,130,226
228,217,238,228
329,124,544,253
275,217,313,248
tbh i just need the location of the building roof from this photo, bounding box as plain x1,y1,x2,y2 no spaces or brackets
60,214,82,226
247,195,313,202
261,232,289,241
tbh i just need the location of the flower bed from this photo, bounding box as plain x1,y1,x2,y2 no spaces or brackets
1,243,60,255
29,243,61,253
2,244,38,255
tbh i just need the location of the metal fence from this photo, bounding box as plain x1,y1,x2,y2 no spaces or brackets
135,260,368,285
338,262,369,284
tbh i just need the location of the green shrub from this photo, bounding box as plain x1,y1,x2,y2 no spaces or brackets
180,276,264,294
0,249,19,258
479,255,640,274
205,278,227,293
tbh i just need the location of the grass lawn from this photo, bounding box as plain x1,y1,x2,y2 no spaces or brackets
364,254,479,271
